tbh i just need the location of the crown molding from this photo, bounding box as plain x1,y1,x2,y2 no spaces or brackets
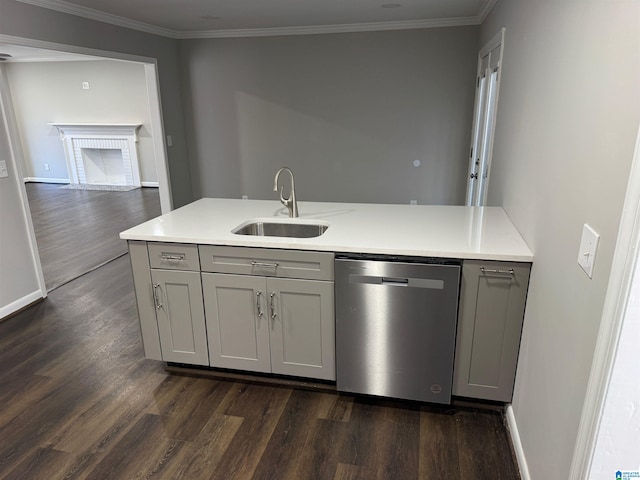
17,0,483,40
478,0,499,22
16,0,179,38
2,56,101,63
178,17,480,39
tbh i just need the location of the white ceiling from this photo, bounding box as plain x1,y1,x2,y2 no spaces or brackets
16,0,496,38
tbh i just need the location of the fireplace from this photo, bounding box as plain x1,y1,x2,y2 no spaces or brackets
49,123,142,187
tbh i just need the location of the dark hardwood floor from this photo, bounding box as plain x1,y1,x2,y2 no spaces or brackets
24,182,161,291
0,256,518,480
0,252,520,479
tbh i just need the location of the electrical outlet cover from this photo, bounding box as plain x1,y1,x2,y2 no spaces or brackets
0,160,8,178
577,224,600,278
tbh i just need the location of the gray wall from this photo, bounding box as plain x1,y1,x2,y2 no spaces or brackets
0,0,193,207
6,60,158,183
0,66,40,313
180,27,478,205
481,0,640,478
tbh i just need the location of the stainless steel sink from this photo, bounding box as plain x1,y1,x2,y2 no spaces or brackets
232,220,329,238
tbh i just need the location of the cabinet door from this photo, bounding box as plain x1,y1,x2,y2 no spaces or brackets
268,278,335,380
150,269,209,366
202,273,271,373
453,260,531,402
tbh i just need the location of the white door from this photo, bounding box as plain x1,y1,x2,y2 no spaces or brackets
466,29,505,206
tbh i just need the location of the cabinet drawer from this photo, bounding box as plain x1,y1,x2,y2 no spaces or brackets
199,245,334,281
148,242,200,271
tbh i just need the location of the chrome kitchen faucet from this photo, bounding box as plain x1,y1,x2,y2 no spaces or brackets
273,167,299,218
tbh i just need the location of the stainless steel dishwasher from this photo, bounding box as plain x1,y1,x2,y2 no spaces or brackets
335,255,461,404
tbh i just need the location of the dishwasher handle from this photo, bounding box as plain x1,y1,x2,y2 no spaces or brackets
349,274,444,290
382,277,409,286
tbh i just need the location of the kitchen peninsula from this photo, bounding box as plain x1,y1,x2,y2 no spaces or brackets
121,199,533,403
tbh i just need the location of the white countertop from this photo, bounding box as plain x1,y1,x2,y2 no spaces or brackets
120,198,533,262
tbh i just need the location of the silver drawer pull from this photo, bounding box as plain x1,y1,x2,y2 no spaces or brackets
251,261,279,269
480,266,515,276
270,292,276,320
256,291,263,318
152,283,163,309
160,252,186,261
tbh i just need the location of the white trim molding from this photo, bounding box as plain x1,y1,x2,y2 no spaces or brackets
16,0,493,39
478,0,499,22
0,34,161,64
24,177,70,184
141,181,159,188
0,290,44,320
16,0,177,38
143,63,172,213
0,64,48,300
569,124,640,478
506,405,531,480
180,18,480,39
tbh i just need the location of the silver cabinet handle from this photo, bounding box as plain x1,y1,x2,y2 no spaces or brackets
160,252,186,261
480,266,515,276
152,283,163,309
269,292,276,319
251,261,279,269
256,291,263,318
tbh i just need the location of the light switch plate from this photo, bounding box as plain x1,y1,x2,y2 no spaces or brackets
0,160,8,178
578,224,600,278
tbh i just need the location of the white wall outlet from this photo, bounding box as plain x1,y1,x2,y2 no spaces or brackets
44,163,50,171
578,224,600,278
166,135,173,147
82,81,90,90
0,160,8,178
410,200,417,205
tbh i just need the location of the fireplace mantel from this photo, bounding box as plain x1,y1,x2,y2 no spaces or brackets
49,123,142,142
49,123,143,187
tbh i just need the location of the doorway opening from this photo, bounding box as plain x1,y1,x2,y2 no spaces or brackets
0,36,171,293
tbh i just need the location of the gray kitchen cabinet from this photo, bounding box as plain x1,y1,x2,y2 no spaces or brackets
201,273,272,373
151,269,209,366
202,271,335,381
453,260,531,402
127,240,208,366
199,245,333,280
268,277,335,380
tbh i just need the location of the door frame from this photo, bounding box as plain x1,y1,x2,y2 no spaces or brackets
465,28,505,206
0,34,173,300
569,123,640,478
0,63,47,301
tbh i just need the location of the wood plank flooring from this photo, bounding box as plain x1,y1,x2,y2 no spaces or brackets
24,182,161,291
0,253,520,479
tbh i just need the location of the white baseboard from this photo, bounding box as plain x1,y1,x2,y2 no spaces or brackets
0,290,45,320
24,177,70,184
24,178,159,188
506,405,530,480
